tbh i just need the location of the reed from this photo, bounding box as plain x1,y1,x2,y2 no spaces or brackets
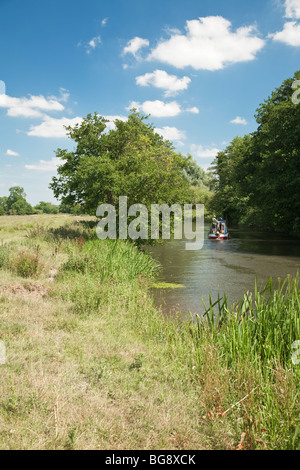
200,275,300,371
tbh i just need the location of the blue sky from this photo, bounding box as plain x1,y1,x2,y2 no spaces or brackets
0,0,300,205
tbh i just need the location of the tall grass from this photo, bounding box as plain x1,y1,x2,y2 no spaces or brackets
61,239,160,283
190,275,300,449
199,275,300,371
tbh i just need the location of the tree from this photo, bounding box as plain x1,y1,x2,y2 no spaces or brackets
210,135,254,224
10,198,34,215
248,70,300,230
0,196,8,215
182,155,212,188
34,201,59,214
50,111,191,216
211,70,300,232
7,186,33,215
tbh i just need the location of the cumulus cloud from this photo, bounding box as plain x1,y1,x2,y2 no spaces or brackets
230,116,248,125
26,114,129,138
127,100,181,117
6,149,19,156
27,116,83,138
25,157,62,172
123,37,149,58
101,17,108,27
0,93,65,119
148,16,265,71
270,21,300,46
155,126,186,144
269,1,300,46
190,144,220,158
285,0,300,18
136,69,191,97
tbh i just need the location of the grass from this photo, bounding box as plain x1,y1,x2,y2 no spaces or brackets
0,214,299,450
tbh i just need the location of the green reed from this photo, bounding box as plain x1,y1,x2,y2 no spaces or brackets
199,274,300,372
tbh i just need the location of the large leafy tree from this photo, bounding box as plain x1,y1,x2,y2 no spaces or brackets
211,70,300,232
50,111,191,214
248,70,300,230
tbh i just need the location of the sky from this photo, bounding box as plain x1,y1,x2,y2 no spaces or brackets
0,0,300,205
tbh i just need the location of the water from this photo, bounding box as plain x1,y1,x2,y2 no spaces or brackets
148,226,300,317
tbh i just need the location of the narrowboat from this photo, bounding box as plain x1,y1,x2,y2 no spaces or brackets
208,218,229,240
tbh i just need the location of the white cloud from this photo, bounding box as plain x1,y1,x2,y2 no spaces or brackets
123,37,149,58
26,114,128,137
270,21,300,46
86,36,101,54
190,144,220,158
186,106,199,114
127,100,181,117
155,126,186,144
148,16,265,71
6,149,19,156
230,116,248,125
27,116,83,138
285,0,300,18
101,17,108,26
136,69,191,97
25,157,62,172
0,93,64,119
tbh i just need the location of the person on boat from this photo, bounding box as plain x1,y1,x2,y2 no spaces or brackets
212,215,217,226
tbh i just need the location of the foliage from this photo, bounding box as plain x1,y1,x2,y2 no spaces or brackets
211,70,300,232
50,111,191,217
182,154,214,188
34,201,59,214
0,187,34,215
12,249,41,278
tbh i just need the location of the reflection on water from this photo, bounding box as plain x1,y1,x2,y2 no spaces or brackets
148,226,300,317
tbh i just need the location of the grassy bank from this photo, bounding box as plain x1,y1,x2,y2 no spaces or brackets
0,215,299,450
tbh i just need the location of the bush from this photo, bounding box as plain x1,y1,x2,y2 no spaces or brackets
12,250,41,278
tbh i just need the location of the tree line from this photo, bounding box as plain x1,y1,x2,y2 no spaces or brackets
0,186,81,216
210,70,300,233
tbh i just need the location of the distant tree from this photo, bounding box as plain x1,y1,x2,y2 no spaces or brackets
0,196,8,215
210,135,254,225
7,186,33,215
182,155,211,187
10,198,33,215
58,202,72,214
34,201,59,214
